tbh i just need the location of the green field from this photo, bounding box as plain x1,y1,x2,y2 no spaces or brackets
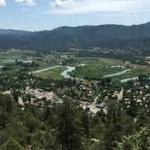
0,50,150,81
0,50,62,74
113,66,150,80
0,50,35,65
72,58,125,79
34,67,66,80
71,57,150,80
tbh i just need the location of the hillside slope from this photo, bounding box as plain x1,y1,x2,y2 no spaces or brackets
0,23,150,55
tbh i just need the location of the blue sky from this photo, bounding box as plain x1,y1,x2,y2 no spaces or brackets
0,0,150,31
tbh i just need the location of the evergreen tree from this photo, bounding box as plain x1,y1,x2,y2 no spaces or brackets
81,110,90,138
56,99,82,150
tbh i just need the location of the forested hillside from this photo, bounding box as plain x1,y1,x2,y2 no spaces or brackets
1,23,150,55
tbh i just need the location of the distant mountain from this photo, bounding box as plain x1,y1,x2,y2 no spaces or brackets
0,29,31,35
1,22,150,55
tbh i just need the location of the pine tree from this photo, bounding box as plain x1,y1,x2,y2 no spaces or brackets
56,99,82,150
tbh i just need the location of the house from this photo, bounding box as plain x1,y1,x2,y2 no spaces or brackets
25,88,58,103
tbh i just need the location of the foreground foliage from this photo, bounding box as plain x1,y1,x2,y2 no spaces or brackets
0,93,150,150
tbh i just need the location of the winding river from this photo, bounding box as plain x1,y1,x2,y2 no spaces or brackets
60,64,86,79
31,64,139,83
31,65,76,78
31,66,61,74
121,77,139,83
60,66,75,79
103,69,130,78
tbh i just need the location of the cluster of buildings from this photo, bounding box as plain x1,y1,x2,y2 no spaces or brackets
25,87,57,101
79,76,150,115
2,87,61,110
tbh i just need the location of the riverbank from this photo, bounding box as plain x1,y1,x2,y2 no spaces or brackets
103,69,130,78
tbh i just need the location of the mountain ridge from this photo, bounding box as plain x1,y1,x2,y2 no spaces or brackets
1,22,150,55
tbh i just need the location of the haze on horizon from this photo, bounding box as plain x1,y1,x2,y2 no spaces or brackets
0,0,150,31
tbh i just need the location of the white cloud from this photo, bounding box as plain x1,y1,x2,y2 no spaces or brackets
0,0,6,7
52,0,74,7
15,0,36,6
50,0,143,15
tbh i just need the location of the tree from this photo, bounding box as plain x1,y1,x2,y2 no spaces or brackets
11,90,19,103
6,139,25,150
101,99,133,150
0,94,13,112
56,99,82,150
24,113,40,133
0,112,9,128
117,127,150,150
81,110,90,138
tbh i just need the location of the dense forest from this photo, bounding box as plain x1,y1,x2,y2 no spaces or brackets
1,23,150,55
0,92,150,150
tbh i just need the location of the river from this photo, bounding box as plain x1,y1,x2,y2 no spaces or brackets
60,64,86,79
60,66,75,79
121,77,139,83
31,66,61,74
31,65,139,83
103,69,130,78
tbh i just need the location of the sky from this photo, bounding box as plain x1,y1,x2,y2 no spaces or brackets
0,0,150,31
